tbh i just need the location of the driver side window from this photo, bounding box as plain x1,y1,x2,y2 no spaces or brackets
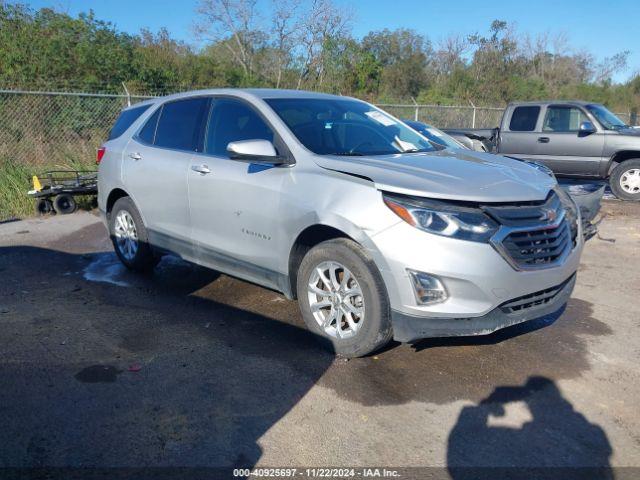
205,98,275,158
543,106,588,132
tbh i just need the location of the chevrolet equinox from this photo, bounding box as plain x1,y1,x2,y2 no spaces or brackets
98,89,583,357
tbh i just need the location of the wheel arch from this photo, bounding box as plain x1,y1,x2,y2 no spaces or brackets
287,224,355,299
105,188,130,218
607,151,640,175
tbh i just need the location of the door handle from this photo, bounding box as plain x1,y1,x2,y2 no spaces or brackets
537,137,550,143
129,152,142,161
191,164,211,175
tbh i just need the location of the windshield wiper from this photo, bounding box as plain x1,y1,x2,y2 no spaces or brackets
333,152,365,156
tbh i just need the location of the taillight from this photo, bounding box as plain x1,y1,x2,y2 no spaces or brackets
96,146,106,164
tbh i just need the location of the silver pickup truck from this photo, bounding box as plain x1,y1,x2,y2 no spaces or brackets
445,101,640,201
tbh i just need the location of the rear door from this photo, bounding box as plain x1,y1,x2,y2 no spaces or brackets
498,105,542,161
122,97,209,258
534,104,605,176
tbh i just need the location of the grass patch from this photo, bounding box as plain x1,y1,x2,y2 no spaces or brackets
0,157,96,221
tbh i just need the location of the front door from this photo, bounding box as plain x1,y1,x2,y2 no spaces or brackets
188,97,290,287
534,105,605,176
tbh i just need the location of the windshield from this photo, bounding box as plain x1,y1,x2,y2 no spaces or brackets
265,98,436,156
586,104,628,130
403,120,464,149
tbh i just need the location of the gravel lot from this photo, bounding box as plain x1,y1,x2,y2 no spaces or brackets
0,201,639,479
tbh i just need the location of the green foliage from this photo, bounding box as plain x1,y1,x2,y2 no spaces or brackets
0,4,639,109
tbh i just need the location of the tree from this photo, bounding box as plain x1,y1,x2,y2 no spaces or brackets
194,0,265,80
270,0,302,87
362,28,432,99
294,0,352,89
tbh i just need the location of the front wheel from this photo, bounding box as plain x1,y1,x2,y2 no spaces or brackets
610,159,640,201
109,197,158,272
296,238,393,358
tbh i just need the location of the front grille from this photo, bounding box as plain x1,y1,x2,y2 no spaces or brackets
483,191,562,227
501,221,571,268
484,191,574,269
500,275,574,314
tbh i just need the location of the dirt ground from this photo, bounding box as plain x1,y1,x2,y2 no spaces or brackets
0,200,638,479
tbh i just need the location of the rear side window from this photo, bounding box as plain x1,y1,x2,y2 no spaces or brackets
108,105,150,140
154,97,210,152
509,106,540,132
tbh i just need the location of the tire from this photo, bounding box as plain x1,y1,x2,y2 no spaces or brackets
35,198,53,216
109,196,158,272
610,159,640,201
52,194,77,214
296,238,393,358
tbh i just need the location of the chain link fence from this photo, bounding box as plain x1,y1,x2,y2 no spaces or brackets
376,104,505,129
0,88,636,167
0,89,151,167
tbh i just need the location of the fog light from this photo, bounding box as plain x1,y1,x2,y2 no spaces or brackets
407,270,448,305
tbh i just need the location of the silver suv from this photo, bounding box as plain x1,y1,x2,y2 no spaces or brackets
98,89,583,357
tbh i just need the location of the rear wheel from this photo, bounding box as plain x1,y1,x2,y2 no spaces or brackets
296,238,393,358
52,194,77,214
610,159,640,201
109,197,158,272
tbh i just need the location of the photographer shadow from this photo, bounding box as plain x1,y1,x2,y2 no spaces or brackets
447,376,614,480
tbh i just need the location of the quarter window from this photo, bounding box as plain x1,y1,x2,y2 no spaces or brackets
154,97,210,151
543,106,588,132
137,107,161,144
509,106,540,132
205,98,274,157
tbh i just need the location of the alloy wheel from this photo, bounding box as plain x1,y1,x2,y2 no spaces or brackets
307,261,365,339
114,210,139,261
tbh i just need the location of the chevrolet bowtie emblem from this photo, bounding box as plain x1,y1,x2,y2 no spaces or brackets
541,208,557,222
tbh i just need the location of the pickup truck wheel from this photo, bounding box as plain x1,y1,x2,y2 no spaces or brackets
109,197,158,272
297,238,393,358
610,159,640,201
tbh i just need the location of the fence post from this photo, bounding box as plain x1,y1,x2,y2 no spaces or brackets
122,82,131,107
469,100,476,129
411,97,419,121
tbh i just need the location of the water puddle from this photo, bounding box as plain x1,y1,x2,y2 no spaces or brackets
83,253,130,287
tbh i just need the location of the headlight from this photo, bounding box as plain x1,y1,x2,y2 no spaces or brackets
383,194,499,242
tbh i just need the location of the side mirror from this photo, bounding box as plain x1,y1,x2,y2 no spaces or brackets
579,121,596,135
226,139,287,164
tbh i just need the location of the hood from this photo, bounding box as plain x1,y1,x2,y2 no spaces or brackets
315,149,556,203
616,127,640,136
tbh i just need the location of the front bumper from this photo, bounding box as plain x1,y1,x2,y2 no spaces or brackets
368,218,582,318
392,273,576,342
